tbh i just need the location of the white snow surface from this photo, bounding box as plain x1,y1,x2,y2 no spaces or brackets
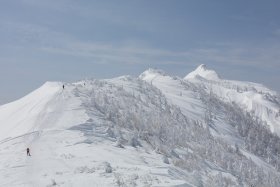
0,64,280,186
184,65,280,135
184,64,220,80
0,80,190,187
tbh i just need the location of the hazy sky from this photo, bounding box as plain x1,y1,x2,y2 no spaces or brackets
0,0,280,104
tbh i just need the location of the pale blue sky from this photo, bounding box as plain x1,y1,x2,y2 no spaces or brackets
0,0,280,104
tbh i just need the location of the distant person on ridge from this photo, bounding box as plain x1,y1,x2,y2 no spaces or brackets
27,148,31,156
63,84,65,89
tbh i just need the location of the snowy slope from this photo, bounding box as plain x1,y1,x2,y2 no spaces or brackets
139,66,280,186
139,69,238,142
0,80,190,187
0,82,87,140
0,66,280,186
139,69,205,121
184,64,280,135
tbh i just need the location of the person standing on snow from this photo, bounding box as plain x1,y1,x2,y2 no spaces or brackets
27,148,31,156
63,84,65,89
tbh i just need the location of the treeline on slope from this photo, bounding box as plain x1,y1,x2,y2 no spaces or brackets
78,79,280,186
202,87,280,172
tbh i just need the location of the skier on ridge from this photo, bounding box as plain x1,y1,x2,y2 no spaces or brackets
26,148,31,156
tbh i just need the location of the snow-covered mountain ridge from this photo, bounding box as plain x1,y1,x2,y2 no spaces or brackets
183,65,280,135
0,65,280,186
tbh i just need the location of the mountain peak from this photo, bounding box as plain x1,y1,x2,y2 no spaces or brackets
197,64,207,70
184,64,220,80
142,68,167,75
139,68,167,80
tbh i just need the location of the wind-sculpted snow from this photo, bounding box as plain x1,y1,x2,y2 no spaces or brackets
0,82,61,139
0,65,280,186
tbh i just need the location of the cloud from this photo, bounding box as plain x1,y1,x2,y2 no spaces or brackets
7,1,278,71
40,43,183,65
181,44,280,69
20,0,160,33
1,20,280,72
0,21,67,47
40,38,280,72
0,21,178,65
